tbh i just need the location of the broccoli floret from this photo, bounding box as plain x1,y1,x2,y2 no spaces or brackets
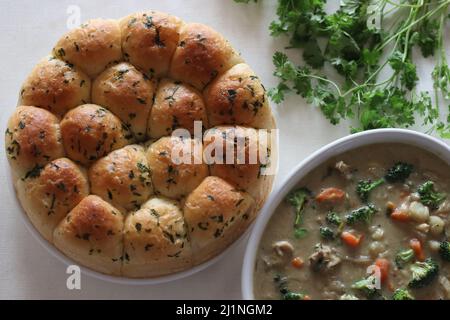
439,241,450,262
352,274,380,299
392,288,414,300
417,181,446,210
283,291,306,300
286,188,310,226
385,162,413,183
326,211,342,226
319,226,335,240
340,294,359,300
274,274,307,300
395,248,415,269
408,258,439,288
345,204,377,225
356,178,385,202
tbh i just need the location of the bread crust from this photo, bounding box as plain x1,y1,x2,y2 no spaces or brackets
16,158,89,241
60,104,134,165
146,136,209,199
204,125,274,210
204,63,273,129
148,78,208,139
183,176,255,264
53,19,122,77
19,56,91,117
169,23,243,90
89,145,153,212
92,62,157,141
120,11,184,78
122,196,192,277
53,195,124,275
6,106,65,179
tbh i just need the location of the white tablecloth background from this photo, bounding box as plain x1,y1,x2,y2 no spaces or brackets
0,0,448,299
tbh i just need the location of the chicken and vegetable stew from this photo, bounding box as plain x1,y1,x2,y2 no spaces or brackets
254,144,450,300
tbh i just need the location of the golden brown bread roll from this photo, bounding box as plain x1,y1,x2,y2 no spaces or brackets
204,126,273,209
146,136,209,199
60,104,134,165
53,19,122,77
204,63,273,129
19,56,91,117
53,195,123,275
92,62,157,141
16,158,89,241
183,176,254,264
89,145,153,212
169,23,243,90
5,106,65,179
120,11,183,78
147,78,208,139
122,196,192,277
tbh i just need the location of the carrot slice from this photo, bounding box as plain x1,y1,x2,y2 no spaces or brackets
390,209,410,222
341,231,362,247
375,258,390,283
409,238,425,261
316,187,346,204
291,257,304,269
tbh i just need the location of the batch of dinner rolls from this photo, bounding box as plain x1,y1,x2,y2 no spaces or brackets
5,11,276,277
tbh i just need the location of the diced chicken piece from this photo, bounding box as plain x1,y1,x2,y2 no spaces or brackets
273,240,294,257
309,243,341,272
335,161,353,180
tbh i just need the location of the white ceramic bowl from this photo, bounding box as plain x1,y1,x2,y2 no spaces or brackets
242,128,450,299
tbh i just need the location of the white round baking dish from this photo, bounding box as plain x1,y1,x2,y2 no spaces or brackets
242,128,450,299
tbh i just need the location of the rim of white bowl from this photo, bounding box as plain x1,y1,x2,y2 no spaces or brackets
242,128,450,300
5,163,256,286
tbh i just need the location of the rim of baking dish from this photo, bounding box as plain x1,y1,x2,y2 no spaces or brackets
241,128,450,300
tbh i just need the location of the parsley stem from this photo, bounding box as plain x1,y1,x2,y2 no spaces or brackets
303,73,343,96
377,0,450,52
385,0,425,8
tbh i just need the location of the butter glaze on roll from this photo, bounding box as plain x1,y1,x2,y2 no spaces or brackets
92,62,157,141
6,106,65,179
120,11,183,78
53,19,123,77
183,176,255,264
60,104,134,165
169,23,243,90
204,63,273,129
122,196,192,277
89,145,153,212
16,158,89,241
53,195,124,275
148,78,208,139
19,56,91,117
146,136,208,199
